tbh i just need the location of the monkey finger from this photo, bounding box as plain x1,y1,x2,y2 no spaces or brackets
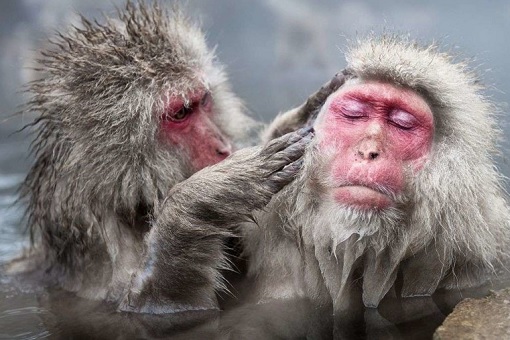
265,157,305,194
268,132,314,169
262,126,314,156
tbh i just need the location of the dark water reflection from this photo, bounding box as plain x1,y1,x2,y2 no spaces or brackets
1,271,508,340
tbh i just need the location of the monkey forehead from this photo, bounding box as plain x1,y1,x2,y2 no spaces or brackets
315,79,434,125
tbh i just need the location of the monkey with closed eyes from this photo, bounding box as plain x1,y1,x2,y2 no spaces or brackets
243,35,510,318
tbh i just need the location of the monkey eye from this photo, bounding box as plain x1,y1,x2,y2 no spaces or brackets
338,99,368,119
342,110,366,119
162,91,211,123
389,109,418,130
163,104,194,122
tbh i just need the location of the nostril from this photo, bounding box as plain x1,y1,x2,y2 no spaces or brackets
357,150,380,160
216,148,231,157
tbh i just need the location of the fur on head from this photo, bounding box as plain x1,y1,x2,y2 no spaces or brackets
275,35,510,307
21,1,253,284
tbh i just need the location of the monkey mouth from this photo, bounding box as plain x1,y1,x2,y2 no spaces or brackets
333,184,394,209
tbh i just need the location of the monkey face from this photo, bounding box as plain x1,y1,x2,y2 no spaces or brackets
159,88,233,172
315,80,434,210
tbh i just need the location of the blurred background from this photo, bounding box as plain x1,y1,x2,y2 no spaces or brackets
0,1,509,337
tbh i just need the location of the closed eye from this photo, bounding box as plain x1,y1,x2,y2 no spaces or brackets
388,109,419,130
342,111,367,119
337,99,368,119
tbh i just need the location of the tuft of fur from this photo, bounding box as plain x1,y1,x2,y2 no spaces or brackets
18,1,254,300
245,34,510,310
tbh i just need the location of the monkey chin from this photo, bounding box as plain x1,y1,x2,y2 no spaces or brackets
333,185,393,210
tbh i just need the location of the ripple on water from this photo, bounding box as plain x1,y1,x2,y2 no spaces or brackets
0,304,50,339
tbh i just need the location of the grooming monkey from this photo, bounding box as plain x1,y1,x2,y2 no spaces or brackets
12,1,341,312
244,35,510,314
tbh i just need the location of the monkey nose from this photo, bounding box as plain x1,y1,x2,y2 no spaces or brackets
358,150,379,160
216,145,232,158
356,140,381,161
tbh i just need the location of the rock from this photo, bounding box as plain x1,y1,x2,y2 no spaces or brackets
434,288,510,340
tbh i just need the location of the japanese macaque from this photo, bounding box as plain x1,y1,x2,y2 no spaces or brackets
9,1,339,313
244,35,510,313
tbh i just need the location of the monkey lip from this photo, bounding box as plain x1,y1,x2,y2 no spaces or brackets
333,185,393,209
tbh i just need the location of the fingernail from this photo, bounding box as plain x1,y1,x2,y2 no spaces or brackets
301,132,314,142
297,126,312,136
297,126,308,135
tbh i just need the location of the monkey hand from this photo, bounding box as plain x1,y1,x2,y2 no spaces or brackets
171,125,315,221
262,72,349,141
118,127,313,314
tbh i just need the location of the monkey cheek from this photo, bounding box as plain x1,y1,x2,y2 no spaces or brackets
332,186,393,210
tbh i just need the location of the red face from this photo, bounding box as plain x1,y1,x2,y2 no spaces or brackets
159,89,232,172
316,81,434,210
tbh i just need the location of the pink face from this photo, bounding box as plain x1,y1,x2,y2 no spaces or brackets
316,81,434,210
159,89,232,172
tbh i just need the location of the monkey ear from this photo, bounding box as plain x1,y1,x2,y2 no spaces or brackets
400,244,451,298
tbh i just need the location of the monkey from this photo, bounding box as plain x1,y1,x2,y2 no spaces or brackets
7,1,343,313
242,35,510,317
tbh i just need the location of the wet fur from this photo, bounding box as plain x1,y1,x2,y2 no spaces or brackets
245,35,510,310
16,1,253,302
13,1,327,312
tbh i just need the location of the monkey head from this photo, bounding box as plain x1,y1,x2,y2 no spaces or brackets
24,2,253,226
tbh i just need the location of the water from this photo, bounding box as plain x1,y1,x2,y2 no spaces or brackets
0,134,48,339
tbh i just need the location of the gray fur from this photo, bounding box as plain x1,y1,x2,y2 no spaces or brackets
119,128,313,313
14,1,330,313
18,1,254,302
245,35,510,311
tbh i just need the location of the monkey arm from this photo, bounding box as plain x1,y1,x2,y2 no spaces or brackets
262,71,349,142
118,128,314,314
